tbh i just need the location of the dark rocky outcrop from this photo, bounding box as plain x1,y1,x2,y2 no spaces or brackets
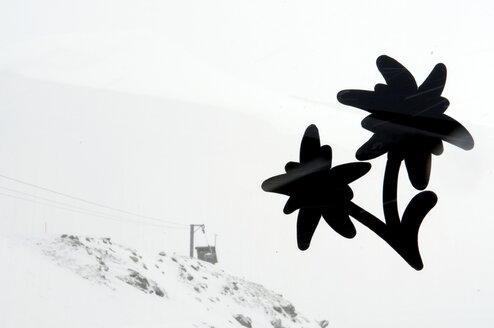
234,314,252,328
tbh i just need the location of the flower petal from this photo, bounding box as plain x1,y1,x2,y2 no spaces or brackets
297,208,322,250
362,112,474,152
404,151,431,190
328,162,371,184
417,63,447,98
431,140,444,155
411,97,450,116
285,161,299,172
376,55,418,94
438,115,475,150
356,135,391,161
262,173,293,196
322,207,356,239
283,196,299,214
337,90,379,112
319,145,332,163
338,86,407,115
300,124,322,163
262,156,332,196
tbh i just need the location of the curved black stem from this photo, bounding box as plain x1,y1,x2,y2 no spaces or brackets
383,152,402,226
348,202,387,240
348,201,426,271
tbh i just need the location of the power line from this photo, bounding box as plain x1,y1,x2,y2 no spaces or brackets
0,190,187,230
0,185,186,229
0,173,188,227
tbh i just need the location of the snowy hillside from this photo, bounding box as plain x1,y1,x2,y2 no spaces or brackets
0,234,328,328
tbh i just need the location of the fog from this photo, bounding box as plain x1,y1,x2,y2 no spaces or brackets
1,1,493,327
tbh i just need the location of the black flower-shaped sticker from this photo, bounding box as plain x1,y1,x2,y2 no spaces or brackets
337,55,474,189
262,55,474,270
262,125,371,250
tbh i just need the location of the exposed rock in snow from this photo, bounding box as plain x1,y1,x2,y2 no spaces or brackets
281,303,297,319
271,318,284,328
119,269,167,298
233,314,252,328
319,320,330,327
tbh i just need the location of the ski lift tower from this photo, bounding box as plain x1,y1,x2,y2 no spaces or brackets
189,224,205,258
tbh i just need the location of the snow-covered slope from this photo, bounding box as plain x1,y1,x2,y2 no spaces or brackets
0,234,328,328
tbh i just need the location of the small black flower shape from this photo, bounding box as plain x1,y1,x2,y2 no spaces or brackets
261,125,371,250
337,55,474,190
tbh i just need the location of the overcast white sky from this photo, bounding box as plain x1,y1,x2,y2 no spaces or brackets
1,1,493,327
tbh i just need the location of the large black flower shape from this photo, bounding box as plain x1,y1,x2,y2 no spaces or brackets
262,125,371,250
337,55,474,190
